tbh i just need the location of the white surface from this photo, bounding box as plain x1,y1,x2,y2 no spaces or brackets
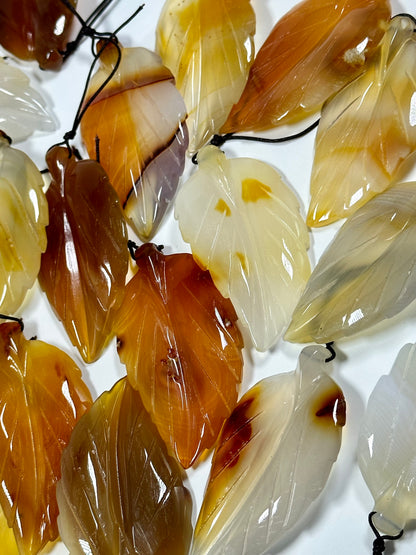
5,0,416,553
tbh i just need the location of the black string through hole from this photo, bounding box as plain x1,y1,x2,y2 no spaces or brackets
52,3,145,156
0,313,24,332
209,118,320,148
128,240,139,260
368,512,404,554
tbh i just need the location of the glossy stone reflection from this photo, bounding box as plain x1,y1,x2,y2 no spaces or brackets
0,0,78,70
57,378,193,555
115,243,244,468
222,0,390,133
39,146,129,363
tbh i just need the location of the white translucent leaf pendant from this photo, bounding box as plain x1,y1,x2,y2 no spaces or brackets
358,343,416,537
0,58,56,142
156,0,255,153
0,134,48,314
192,345,346,555
175,145,311,351
308,15,416,226
286,181,416,344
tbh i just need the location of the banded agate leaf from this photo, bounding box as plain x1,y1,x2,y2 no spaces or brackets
358,343,416,537
114,243,244,468
0,58,56,141
156,0,255,152
192,345,345,555
57,377,193,555
175,145,310,352
0,0,77,70
308,15,416,227
38,146,129,363
222,0,390,134
286,182,416,344
0,133,48,315
80,42,188,242
0,321,93,555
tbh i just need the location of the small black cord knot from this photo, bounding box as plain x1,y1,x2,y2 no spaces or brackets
368,512,404,555
0,314,24,331
325,341,336,362
128,240,139,260
210,134,230,147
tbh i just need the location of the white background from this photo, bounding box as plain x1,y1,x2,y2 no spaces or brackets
5,0,416,553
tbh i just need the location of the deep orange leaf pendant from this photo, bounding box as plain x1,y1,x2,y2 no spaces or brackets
115,243,244,468
38,146,129,363
222,0,391,133
80,41,188,242
0,0,78,70
0,321,92,554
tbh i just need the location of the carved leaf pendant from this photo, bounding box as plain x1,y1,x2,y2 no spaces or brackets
175,146,311,351
38,146,129,363
192,346,345,555
0,0,78,70
0,133,48,315
0,321,93,554
308,15,416,226
80,42,188,241
156,0,256,152
114,243,244,468
358,343,416,537
222,0,390,134
286,181,416,344
57,377,193,555
0,58,56,142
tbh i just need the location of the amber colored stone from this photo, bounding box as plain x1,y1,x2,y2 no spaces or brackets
38,146,129,363
57,378,193,555
115,243,244,468
221,0,391,133
0,322,92,554
0,0,77,70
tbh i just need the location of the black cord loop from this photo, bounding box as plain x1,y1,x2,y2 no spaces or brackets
325,342,336,362
368,512,404,554
0,314,24,331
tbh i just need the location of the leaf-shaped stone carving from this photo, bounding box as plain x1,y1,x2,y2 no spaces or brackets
308,15,416,226
57,377,193,555
0,321,93,554
0,133,48,315
0,58,56,142
192,345,345,555
175,146,311,352
222,0,390,134
80,42,188,241
156,0,255,152
0,506,18,555
38,146,129,363
286,182,416,344
114,243,244,468
358,343,416,537
0,0,77,70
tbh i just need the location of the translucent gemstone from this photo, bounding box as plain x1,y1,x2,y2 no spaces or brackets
222,0,390,133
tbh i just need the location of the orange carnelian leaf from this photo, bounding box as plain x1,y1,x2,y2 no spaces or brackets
38,146,129,363
0,321,93,555
115,243,244,468
57,378,193,554
0,0,78,70
222,0,391,133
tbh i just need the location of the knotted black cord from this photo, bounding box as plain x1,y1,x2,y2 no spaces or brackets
0,314,24,331
210,118,320,148
368,512,404,554
60,0,117,59
128,240,138,260
51,3,144,155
